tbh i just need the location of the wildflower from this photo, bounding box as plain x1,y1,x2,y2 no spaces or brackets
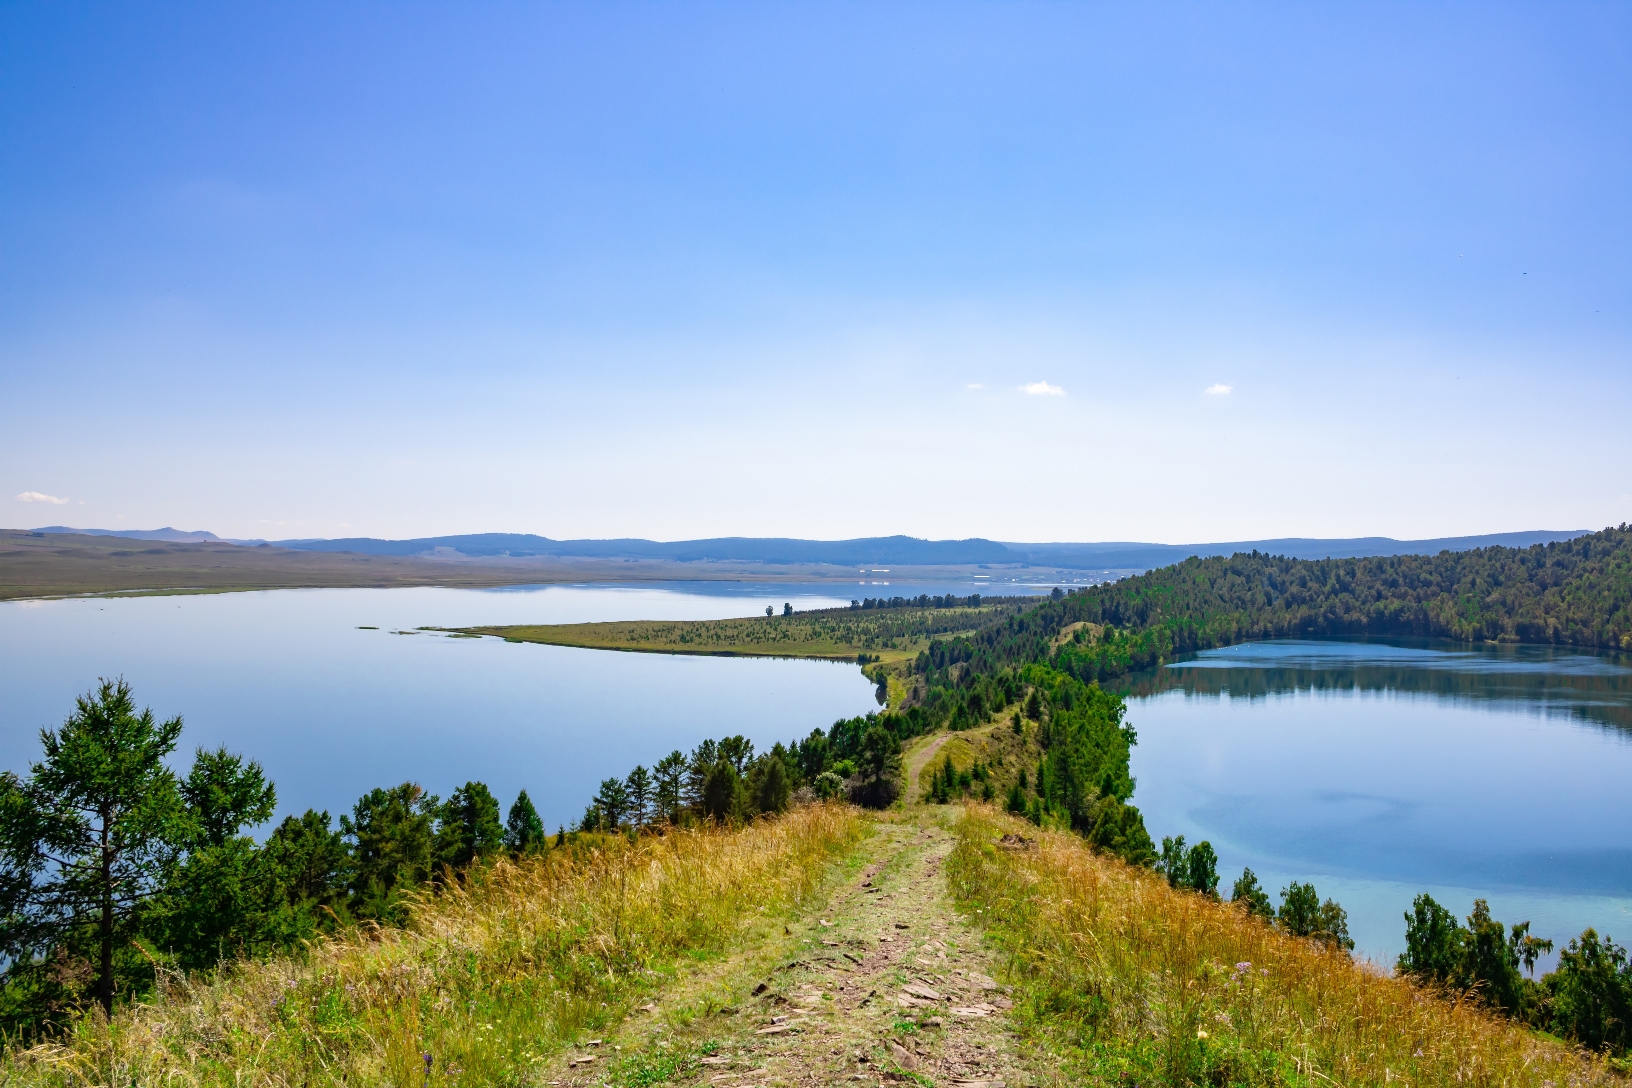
1234,961,1251,973
1197,1029,1209,1039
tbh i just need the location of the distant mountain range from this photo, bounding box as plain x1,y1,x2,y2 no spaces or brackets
27,526,1593,571
31,525,226,544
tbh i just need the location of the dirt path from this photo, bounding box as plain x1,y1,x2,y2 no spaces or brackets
903,723,1003,805
559,808,1044,1088
904,733,952,803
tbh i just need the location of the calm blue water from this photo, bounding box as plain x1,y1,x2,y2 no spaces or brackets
0,581,965,832
1126,639,1632,970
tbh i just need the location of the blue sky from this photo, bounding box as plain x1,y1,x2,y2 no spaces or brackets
3,2,1628,543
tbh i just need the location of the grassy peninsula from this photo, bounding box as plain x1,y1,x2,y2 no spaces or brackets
453,596,1026,667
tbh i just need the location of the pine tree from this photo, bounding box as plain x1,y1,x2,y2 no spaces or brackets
504,789,545,853
683,740,717,811
749,755,790,815
718,735,754,775
1230,868,1274,918
0,678,186,1015
341,782,439,923
147,747,278,970
437,782,504,870
1185,840,1219,897
259,808,350,928
700,760,747,822
653,751,685,823
593,777,630,830
624,766,652,829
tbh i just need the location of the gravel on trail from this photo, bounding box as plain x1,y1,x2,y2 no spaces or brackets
557,809,1047,1088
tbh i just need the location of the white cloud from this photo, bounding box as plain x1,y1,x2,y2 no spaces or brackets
1206,383,1233,395
16,491,68,504
966,383,983,390
1021,381,1065,396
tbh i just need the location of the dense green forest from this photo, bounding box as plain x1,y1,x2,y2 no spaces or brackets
879,523,1632,1055
910,524,1632,696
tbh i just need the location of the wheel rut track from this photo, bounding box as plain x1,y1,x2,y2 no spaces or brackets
559,811,1045,1088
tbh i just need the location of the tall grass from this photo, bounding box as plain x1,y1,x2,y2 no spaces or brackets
949,806,1615,1088
1,805,863,1088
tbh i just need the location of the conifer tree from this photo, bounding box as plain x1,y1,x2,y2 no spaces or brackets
259,809,350,927
748,754,789,815
504,789,545,853
717,735,754,775
341,782,439,923
1185,840,1219,898
653,751,685,823
624,766,652,829
593,777,630,829
1230,868,1274,918
148,747,277,970
683,740,717,811
0,679,186,1015
700,761,747,822
437,782,503,870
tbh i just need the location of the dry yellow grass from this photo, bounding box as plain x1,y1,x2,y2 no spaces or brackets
0,806,864,1088
949,805,1616,1088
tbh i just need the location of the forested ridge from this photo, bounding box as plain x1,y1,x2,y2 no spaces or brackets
913,523,1632,691
885,523,1632,1054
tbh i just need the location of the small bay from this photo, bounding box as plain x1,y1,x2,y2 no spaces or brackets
1126,638,1632,969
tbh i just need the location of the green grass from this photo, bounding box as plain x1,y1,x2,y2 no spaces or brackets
603,1038,720,1088
450,603,1027,667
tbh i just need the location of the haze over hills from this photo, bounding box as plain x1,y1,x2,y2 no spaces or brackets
28,526,1591,569
30,525,226,544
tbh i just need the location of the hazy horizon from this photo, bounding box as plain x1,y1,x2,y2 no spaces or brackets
11,522,1599,543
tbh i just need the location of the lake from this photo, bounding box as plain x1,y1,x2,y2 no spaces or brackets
5,588,1628,972
0,581,996,833
1125,638,1632,969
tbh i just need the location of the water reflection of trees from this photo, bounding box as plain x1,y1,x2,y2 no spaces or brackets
1118,653,1632,736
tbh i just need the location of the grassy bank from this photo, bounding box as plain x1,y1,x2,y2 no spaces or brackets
947,805,1616,1088
0,806,863,1088
456,602,1024,667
